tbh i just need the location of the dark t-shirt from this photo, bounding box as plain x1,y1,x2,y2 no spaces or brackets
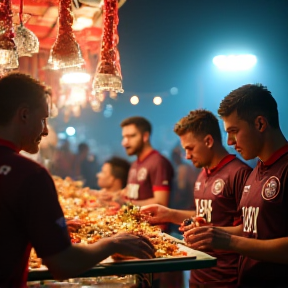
190,155,252,286
0,140,71,288
238,144,288,287
126,150,174,200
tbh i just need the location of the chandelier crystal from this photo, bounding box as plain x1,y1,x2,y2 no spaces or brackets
48,0,84,70
92,0,123,94
0,0,19,69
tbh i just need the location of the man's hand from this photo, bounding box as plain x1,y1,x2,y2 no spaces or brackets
183,226,232,251
111,233,155,259
140,204,171,224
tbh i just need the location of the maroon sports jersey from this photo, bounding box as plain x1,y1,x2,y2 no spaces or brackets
0,140,71,288
190,155,252,287
238,144,288,287
126,150,174,200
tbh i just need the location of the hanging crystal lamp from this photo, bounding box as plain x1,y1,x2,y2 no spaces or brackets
0,0,19,69
48,0,84,70
92,0,123,95
13,0,39,57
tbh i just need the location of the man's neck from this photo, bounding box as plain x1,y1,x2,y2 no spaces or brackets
206,145,229,170
0,126,21,150
258,129,287,162
105,180,123,193
137,145,154,162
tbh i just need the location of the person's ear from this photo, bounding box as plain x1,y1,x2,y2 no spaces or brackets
18,106,30,122
203,134,214,148
143,131,150,143
254,116,267,132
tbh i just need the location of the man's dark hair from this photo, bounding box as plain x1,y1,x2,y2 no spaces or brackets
218,84,279,129
120,116,152,135
0,72,49,125
174,109,222,143
105,157,131,189
78,143,89,153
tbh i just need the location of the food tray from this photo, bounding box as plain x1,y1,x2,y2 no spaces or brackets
28,234,216,281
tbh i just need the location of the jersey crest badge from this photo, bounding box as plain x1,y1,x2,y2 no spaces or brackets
137,167,147,181
195,182,201,191
0,165,11,175
243,185,251,193
211,179,225,195
262,176,280,200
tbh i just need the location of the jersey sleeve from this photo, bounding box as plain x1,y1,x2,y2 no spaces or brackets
150,158,174,192
233,166,252,206
233,166,252,225
24,168,71,258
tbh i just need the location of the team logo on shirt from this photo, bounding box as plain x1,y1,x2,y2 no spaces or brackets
137,167,147,181
195,182,201,191
261,176,280,201
0,165,11,175
211,179,225,195
243,185,251,193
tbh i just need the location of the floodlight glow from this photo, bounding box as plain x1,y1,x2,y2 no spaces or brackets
130,95,139,105
153,96,162,105
213,54,257,71
61,71,91,84
66,127,76,136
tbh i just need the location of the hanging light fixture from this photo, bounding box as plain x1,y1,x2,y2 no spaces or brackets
48,0,84,70
0,0,19,69
92,0,123,95
14,0,39,57
60,68,91,84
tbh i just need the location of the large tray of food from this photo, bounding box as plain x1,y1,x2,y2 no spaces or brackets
28,177,216,280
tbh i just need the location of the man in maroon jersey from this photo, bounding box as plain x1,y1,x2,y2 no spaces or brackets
184,84,288,287
141,109,252,287
0,73,155,288
120,116,174,207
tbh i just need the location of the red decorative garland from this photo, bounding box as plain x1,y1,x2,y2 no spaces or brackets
49,0,84,68
97,0,121,77
0,0,16,51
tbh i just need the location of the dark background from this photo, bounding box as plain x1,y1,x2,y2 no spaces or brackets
52,0,288,163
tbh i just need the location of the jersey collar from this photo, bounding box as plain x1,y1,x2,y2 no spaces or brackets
0,138,20,153
205,154,236,176
137,149,158,163
261,143,288,166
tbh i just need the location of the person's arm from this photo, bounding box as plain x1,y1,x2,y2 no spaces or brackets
230,235,288,263
184,225,288,263
219,224,243,236
43,233,155,280
141,204,195,225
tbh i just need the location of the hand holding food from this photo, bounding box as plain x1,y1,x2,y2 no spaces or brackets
179,216,207,233
183,226,231,251
140,204,172,224
111,233,156,260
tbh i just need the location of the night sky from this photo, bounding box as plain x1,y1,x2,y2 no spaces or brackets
54,0,288,162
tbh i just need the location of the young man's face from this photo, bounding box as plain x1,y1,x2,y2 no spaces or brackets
222,111,262,160
22,96,49,154
121,124,145,156
180,131,213,168
97,163,115,189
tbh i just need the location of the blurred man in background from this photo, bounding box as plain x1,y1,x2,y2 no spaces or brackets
121,116,175,288
120,116,174,207
74,142,98,189
96,156,131,202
